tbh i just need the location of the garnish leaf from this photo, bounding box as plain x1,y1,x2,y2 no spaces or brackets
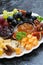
37,16,43,22
16,32,26,40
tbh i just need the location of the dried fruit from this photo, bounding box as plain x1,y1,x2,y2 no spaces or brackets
15,48,21,55
3,45,15,55
34,19,40,26
18,9,26,16
25,44,32,50
32,32,41,40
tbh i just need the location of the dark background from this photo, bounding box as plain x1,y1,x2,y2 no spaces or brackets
0,0,43,65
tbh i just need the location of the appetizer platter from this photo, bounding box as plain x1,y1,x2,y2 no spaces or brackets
0,9,43,58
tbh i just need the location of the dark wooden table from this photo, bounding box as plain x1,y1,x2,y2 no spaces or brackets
0,0,43,65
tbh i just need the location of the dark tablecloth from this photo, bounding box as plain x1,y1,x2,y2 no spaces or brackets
0,0,43,65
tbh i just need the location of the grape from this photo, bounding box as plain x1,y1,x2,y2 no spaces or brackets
8,12,13,17
26,11,32,17
31,16,37,21
17,18,21,21
13,12,22,19
7,16,14,22
18,21,23,24
11,19,17,27
13,9,18,14
24,18,33,25
28,18,33,24
3,10,8,19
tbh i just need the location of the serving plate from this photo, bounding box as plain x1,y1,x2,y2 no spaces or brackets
0,13,43,59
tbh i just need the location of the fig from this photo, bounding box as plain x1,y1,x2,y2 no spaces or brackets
34,19,40,26
41,31,43,36
32,32,41,40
